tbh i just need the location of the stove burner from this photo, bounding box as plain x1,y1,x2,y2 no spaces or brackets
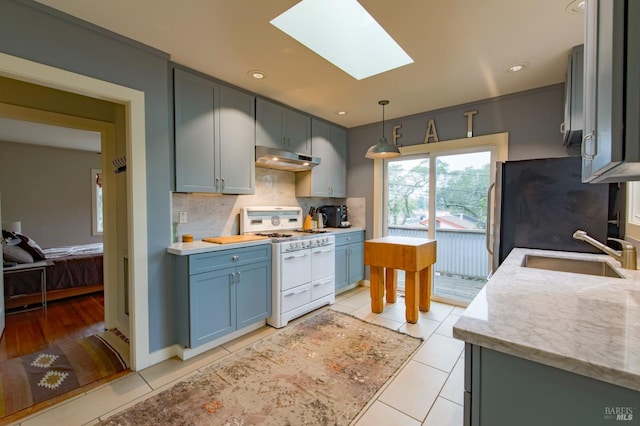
295,229,328,234
255,232,293,238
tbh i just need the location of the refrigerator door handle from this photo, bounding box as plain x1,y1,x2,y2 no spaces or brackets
486,181,495,256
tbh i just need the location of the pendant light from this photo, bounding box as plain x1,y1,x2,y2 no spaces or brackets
365,100,401,159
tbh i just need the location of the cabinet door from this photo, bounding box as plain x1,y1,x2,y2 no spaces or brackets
235,260,271,329
309,119,332,196
348,242,364,284
562,45,584,149
256,98,284,149
189,267,235,347
174,68,219,192
582,0,625,181
285,108,311,154
219,85,255,194
328,125,347,197
334,244,349,291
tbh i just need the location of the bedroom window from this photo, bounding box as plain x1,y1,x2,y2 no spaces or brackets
92,169,103,236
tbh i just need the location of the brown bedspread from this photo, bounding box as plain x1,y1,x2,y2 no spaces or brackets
4,244,103,297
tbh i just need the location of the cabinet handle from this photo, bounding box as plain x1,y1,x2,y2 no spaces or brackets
229,273,235,285
232,255,240,261
314,278,333,286
582,131,596,159
236,271,241,283
221,178,225,190
215,177,220,190
560,122,565,133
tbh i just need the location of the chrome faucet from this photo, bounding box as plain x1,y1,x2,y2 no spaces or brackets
573,230,637,270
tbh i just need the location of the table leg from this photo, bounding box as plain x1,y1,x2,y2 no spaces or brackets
419,265,432,312
404,271,419,323
370,265,385,313
385,268,397,303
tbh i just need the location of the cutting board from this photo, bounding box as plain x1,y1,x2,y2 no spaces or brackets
202,235,269,244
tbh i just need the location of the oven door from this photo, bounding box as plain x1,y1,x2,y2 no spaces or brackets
311,245,335,281
280,248,312,291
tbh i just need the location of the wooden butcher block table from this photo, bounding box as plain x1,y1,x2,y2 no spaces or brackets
364,236,437,323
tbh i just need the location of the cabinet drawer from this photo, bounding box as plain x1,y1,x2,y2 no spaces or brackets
190,245,271,274
281,283,311,313
334,231,364,246
311,276,334,300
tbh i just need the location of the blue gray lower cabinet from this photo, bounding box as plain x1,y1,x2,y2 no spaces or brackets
334,230,364,293
464,343,639,425
175,245,271,348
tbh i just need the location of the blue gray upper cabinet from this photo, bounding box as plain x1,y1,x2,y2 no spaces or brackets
582,0,640,182
256,98,311,155
296,118,347,197
174,67,255,193
562,44,584,151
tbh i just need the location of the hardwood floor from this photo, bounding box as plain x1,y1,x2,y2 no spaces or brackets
0,293,105,362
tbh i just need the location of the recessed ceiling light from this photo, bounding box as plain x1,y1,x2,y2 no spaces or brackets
248,70,266,79
565,0,586,13
337,111,347,116
506,62,529,73
270,0,413,80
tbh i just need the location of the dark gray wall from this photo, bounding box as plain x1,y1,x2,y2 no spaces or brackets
0,0,174,351
0,140,103,248
347,84,569,240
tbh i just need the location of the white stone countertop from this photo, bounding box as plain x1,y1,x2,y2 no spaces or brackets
453,248,640,392
167,227,365,256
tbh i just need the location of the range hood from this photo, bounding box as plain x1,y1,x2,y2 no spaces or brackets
255,145,321,172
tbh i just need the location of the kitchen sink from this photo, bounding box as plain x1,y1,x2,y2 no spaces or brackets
522,255,624,278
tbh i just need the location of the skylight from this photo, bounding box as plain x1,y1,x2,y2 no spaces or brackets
270,0,414,80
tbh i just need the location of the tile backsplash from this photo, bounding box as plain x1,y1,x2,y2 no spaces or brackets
171,168,365,241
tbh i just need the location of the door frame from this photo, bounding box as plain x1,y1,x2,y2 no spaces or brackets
0,52,150,370
373,133,509,238
372,133,509,304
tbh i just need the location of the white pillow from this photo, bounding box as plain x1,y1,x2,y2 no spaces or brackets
3,243,35,264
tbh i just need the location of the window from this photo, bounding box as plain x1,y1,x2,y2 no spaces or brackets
92,168,103,236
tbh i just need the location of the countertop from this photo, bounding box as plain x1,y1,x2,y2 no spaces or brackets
453,248,640,392
167,227,365,256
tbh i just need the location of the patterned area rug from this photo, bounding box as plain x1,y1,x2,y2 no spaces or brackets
0,334,128,418
102,310,422,425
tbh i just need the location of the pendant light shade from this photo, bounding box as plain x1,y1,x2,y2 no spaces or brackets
365,100,400,159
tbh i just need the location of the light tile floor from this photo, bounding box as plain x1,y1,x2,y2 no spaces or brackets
11,286,466,426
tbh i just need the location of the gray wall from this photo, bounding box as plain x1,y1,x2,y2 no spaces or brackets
347,84,569,240
0,140,102,248
0,0,174,351
0,0,571,355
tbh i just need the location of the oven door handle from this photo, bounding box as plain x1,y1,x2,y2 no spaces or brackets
284,253,308,260
313,248,334,254
284,288,309,297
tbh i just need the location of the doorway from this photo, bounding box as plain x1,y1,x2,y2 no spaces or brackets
0,52,150,370
0,104,122,358
375,133,508,306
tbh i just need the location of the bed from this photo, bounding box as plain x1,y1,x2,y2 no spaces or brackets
2,234,103,310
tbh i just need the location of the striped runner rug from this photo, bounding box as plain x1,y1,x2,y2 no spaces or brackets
0,334,128,418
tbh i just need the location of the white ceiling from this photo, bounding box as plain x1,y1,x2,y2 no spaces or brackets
11,0,584,147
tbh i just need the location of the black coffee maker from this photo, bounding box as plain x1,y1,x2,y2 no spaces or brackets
319,205,350,228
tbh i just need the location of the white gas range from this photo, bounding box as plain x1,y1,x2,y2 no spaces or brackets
240,206,335,328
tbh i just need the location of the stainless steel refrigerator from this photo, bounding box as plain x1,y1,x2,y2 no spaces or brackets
491,156,620,272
